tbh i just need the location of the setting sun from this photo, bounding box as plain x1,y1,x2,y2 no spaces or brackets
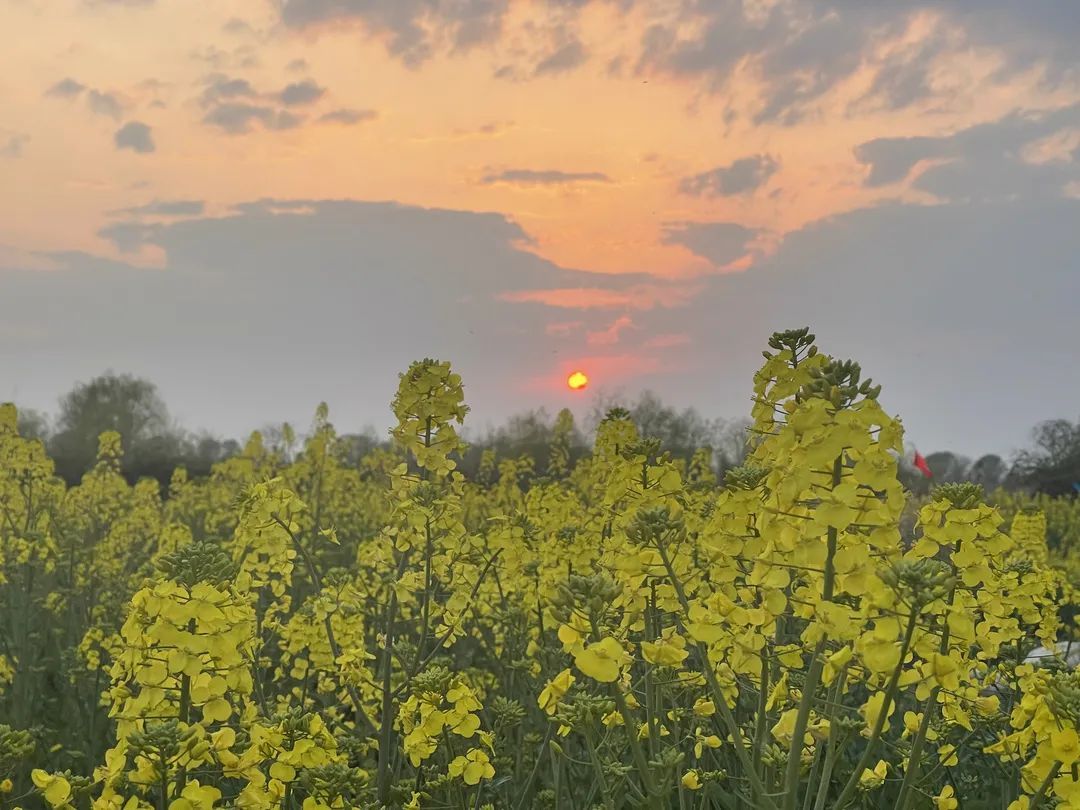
567,370,589,391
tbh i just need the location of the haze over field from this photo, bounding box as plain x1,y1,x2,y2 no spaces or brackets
1,0,1078,456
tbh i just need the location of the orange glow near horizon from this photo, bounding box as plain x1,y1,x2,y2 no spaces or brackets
567,371,589,391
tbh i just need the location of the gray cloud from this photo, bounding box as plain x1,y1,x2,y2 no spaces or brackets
45,78,86,98
202,103,302,134
636,5,888,124
46,78,129,123
853,30,949,113
268,1,1077,115
534,39,588,76
87,89,124,119
661,222,757,268
0,134,29,159
198,75,312,133
200,74,258,107
936,0,1080,84
318,108,378,125
480,168,611,185
279,79,326,106
114,121,155,153
191,44,260,71
97,222,161,252
110,199,206,217
635,2,1079,124
279,0,508,67
855,103,1080,200
678,154,779,197
222,17,256,36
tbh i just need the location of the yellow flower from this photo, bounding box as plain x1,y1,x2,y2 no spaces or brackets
858,635,901,674
823,645,853,685
934,785,959,810
771,709,799,745
1050,727,1080,765
641,629,689,668
921,654,961,691
692,699,715,717
448,748,495,786
538,669,575,715
169,780,222,810
682,770,702,790
860,691,895,733
31,770,71,808
938,744,958,767
858,760,888,790
573,637,631,683
693,730,722,758
269,761,296,782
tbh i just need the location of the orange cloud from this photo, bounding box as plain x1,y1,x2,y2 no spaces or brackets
586,314,634,346
500,283,701,310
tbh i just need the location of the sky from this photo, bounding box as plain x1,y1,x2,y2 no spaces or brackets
1,0,1078,459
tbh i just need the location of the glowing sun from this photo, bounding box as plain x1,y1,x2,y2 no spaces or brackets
567,371,589,391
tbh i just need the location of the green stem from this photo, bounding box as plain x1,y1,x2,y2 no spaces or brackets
894,535,961,810
653,537,778,810
832,607,920,810
612,685,660,806
811,665,849,810
276,515,377,735
1028,762,1061,810
376,584,400,805
583,726,616,810
513,724,556,810
781,455,843,810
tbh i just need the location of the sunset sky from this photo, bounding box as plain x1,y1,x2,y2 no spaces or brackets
1,0,1078,458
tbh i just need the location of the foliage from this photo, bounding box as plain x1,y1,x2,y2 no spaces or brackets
1010,418,1080,496
0,332,1079,810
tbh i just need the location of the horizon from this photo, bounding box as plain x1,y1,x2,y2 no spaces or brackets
9,365,1037,465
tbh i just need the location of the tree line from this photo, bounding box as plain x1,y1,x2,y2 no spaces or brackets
13,372,1080,496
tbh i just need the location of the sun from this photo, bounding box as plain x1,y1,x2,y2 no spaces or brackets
567,370,589,391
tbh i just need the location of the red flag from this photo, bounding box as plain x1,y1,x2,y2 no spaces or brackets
913,451,932,478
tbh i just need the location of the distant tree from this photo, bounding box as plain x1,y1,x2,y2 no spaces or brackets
714,418,752,471
1010,417,1080,496
587,389,745,472
547,408,579,478
15,407,50,441
968,454,1007,492
924,451,971,484
258,423,298,463
184,434,242,477
336,430,390,467
49,373,178,484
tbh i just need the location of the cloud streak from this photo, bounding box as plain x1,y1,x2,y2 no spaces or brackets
318,108,377,125
679,155,779,197
480,169,612,186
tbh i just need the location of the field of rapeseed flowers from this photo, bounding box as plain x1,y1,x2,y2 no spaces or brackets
1,328,1079,810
